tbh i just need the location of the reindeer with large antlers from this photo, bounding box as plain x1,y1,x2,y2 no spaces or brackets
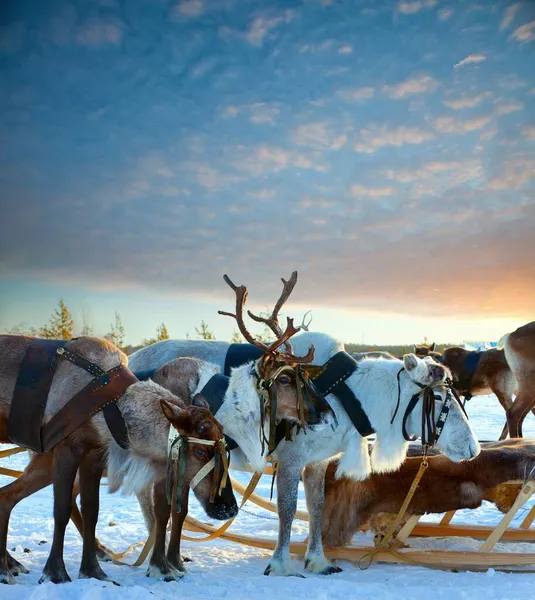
130,272,480,577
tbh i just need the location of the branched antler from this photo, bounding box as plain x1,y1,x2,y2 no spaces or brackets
218,275,270,352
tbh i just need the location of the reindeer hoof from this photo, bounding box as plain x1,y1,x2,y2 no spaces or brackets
304,556,342,575
146,562,184,582
79,564,116,585
182,556,192,562
264,563,305,578
0,570,15,585
7,553,29,575
321,565,342,575
38,571,72,584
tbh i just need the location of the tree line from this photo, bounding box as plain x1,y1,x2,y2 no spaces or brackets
3,299,450,355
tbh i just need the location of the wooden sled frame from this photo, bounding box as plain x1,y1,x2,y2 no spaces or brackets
3,449,535,572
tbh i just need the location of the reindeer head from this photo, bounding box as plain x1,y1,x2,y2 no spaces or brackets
160,399,238,520
217,272,332,471
401,354,480,462
413,342,435,356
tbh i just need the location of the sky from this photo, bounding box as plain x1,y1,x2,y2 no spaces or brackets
0,0,534,346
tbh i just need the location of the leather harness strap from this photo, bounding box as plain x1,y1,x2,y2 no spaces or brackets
223,343,264,377
41,363,138,452
8,339,67,452
312,351,375,437
8,339,137,454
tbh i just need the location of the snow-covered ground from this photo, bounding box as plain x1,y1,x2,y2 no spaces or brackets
2,395,535,600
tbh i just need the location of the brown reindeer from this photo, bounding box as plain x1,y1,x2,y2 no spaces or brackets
414,343,517,440
318,439,535,547
0,335,238,585
501,321,535,438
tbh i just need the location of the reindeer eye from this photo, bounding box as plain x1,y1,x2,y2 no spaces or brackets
199,424,206,434
279,375,291,385
195,448,206,458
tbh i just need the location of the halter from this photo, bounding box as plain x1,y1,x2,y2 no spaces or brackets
166,426,230,512
252,360,329,457
396,375,466,447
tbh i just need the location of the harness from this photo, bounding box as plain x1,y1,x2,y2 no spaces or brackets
8,339,136,453
224,344,264,376
458,351,483,402
311,351,374,437
166,426,230,512
395,374,467,447
194,371,306,456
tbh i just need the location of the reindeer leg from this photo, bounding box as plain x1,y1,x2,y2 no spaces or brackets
78,449,115,583
264,462,303,577
507,394,534,439
494,390,513,440
167,485,189,574
39,446,79,584
303,460,341,575
0,453,53,584
147,479,182,581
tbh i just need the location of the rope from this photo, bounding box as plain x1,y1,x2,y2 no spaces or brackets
359,452,429,570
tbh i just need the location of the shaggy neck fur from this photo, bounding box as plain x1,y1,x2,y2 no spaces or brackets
107,379,184,494
212,360,268,473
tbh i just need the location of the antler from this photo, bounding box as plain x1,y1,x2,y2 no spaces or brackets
247,271,298,349
266,317,315,363
218,275,270,352
247,272,314,363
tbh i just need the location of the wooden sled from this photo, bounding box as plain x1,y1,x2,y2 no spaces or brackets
3,449,535,571
181,479,535,572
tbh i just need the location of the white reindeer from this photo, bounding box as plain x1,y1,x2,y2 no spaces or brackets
129,273,480,577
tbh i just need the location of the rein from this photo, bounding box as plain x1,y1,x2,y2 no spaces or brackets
253,361,327,458
166,427,230,512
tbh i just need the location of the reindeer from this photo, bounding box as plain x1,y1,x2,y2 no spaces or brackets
414,343,517,439
320,439,535,547
0,335,238,585
129,274,480,577
500,321,535,438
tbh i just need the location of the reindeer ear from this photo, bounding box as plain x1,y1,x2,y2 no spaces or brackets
192,394,210,410
160,399,183,423
430,342,436,352
403,354,419,372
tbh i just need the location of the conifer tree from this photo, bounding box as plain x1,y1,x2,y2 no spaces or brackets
40,299,74,340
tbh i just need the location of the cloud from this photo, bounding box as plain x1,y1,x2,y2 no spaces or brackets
523,127,535,140
173,0,204,17
434,115,492,134
487,157,535,190
443,92,491,109
350,184,396,198
437,8,454,21
512,20,535,42
338,45,353,54
500,4,521,30
76,19,123,47
337,86,375,101
244,10,295,46
383,74,438,99
247,189,276,199
354,125,434,153
384,159,483,186
183,162,244,190
293,122,348,150
220,103,280,124
454,54,487,68
300,197,336,208
232,144,329,176
397,0,437,15
493,100,524,116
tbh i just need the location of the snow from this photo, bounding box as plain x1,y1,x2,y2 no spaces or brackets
2,395,535,599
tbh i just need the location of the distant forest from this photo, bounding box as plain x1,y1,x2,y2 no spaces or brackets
3,299,453,356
